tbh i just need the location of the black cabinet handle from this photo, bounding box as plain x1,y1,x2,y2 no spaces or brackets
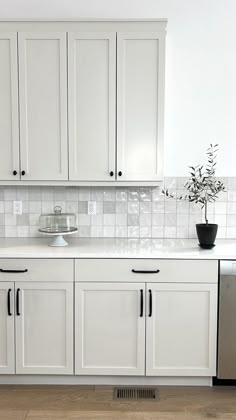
0,269,28,273
132,269,160,274
16,288,20,316
148,289,152,317
21,170,25,176
110,171,114,177
7,289,12,316
118,171,122,176
13,170,17,176
140,289,143,317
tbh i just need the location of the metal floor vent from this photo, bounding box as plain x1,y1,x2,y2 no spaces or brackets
114,387,159,400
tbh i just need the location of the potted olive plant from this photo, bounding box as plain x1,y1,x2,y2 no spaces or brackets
163,144,226,248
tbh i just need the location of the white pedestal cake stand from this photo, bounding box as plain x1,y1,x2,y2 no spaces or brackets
38,228,78,247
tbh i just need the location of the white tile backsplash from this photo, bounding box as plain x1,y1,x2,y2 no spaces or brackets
0,178,236,238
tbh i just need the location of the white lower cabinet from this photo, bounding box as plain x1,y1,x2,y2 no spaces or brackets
0,282,15,374
75,282,146,375
146,283,217,377
15,282,73,374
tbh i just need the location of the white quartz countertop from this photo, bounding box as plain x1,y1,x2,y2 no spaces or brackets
0,238,235,259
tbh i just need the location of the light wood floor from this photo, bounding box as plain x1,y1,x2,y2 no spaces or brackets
0,385,236,419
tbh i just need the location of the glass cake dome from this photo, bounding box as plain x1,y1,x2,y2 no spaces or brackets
39,206,78,246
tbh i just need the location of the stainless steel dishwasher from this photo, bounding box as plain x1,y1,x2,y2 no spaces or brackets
218,260,236,379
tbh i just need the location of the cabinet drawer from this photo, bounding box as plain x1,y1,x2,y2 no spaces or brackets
0,259,73,282
75,259,218,283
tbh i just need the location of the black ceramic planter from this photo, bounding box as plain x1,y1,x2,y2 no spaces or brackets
196,223,218,249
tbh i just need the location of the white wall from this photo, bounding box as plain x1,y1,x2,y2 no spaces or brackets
1,0,236,176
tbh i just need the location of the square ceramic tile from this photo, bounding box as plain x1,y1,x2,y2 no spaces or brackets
5,225,17,237
152,201,164,213
103,214,115,225
116,202,127,214
116,189,127,202
140,188,151,201
42,202,54,213
177,227,189,238
90,188,104,201
103,188,115,202
103,202,116,213
151,226,164,238
115,226,127,237
128,214,139,226
5,214,16,226
16,187,29,201
17,214,29,226
128,226,139,238
140,226,151,238
78,201,87,214
78,214,90,226
0,214,4,225
29,187,41,201
91,214,103,226
215,202,227,215
29,201,42,214
140,214,151,226
140,202,151,213
79,188,90,201
116,214,127,226
164,226,176,238
90,226,103,237
103,226,115,237
78,226,91,237
41,187,54,201
4,200,13,213
128,189,139,201
4,188,17,200
0,201,4,213
164,213,177,226
128,202,139,214
152,214,164,226
17,226,30,237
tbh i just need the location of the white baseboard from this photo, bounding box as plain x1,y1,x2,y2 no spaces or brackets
0,375,212,387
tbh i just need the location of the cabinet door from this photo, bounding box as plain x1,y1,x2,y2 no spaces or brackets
18,32,68,180
117,32,165,181
146,283,217,376
16,282,73,374
0,282,15,373
68,32,116,181
0,33,20,180
75,282,145,375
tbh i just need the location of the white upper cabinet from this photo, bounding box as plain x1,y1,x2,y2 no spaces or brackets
68,32,116,181
0,282,15,374
0,33,20,180
117,32,165,181
146,283,217,377
18,32,68,180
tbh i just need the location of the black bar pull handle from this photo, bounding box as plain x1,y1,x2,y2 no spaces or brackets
7,289,12,316
132,269,160,274
16,288,20,316
0,269,28,274
140,289,144,317
148,289,152,317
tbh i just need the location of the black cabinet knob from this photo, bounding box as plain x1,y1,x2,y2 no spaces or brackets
118,171,122,177
13,170,17,176
21,170,25,176
110,171,114,177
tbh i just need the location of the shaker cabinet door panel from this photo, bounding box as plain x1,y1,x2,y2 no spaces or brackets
117,32,165,181
16,282,73,374
18,32,68,180
75,282,145,375
0,33,20,180
0,282,15,374
146,283,217,376
68,32,116,181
